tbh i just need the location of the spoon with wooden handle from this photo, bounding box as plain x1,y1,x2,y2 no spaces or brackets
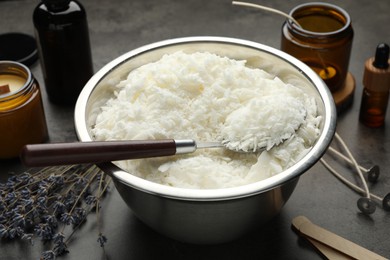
20,139,226,167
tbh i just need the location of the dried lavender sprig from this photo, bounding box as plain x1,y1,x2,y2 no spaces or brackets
49,169,112,257
1,166,77,233
64,175,112,245
59,166,100,228
95,170,110,248
0,164,112,259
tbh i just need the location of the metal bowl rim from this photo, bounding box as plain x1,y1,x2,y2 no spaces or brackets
74,36,336,201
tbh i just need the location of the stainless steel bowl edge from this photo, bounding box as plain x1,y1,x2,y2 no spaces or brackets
75,36,336,201
74,36,336,244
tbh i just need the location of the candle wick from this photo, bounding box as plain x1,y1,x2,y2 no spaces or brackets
232,1,331,78
317,54,330,76
232,1,301,26
0,84,11,95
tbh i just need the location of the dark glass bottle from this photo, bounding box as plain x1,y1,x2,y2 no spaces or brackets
33,0,93,105
359,43,390,127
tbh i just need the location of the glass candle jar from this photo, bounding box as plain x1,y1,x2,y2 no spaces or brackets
281,2,354,93
0,61,48,159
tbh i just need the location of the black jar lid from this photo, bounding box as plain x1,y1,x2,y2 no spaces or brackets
0,33,38,66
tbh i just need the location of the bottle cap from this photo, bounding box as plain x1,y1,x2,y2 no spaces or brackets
42,0,70,4
42,0,71,11
363,43,390,92
373,43,389,69
0,33,38,66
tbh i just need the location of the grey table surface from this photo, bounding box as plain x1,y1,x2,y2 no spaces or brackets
1,0,390,259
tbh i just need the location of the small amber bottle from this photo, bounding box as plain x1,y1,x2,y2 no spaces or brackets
359,43,390,128
281,2,354,93
0,61,48,159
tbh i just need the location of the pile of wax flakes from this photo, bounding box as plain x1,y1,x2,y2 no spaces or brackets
0,164,112,259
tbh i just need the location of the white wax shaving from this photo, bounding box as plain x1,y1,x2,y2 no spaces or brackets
92,51,321,189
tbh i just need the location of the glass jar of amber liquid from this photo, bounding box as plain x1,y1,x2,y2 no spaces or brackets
0,61,48,159
281,3,353,93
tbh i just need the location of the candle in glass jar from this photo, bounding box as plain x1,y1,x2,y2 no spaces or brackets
281,2,354,93
0,61,48,159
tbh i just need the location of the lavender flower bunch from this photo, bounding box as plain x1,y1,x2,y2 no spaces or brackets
0,164,111,259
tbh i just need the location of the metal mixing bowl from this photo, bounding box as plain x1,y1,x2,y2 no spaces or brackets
74,36,336,244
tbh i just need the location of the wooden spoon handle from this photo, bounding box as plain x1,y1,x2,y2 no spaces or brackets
20,139,177,167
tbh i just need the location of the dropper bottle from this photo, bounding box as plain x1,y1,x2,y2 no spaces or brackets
359,43,390,127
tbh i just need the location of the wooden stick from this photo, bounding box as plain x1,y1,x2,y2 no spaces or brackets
292,216,388,260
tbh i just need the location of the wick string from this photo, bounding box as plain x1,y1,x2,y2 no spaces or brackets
232,1,301,26
320,158,381,201
232,1,330,76
334,132,370,199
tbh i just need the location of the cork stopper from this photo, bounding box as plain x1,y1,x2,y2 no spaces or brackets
363,44,390,92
